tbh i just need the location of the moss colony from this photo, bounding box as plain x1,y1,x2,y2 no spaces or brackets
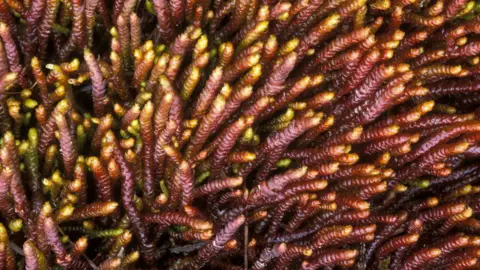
1,0,480,268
